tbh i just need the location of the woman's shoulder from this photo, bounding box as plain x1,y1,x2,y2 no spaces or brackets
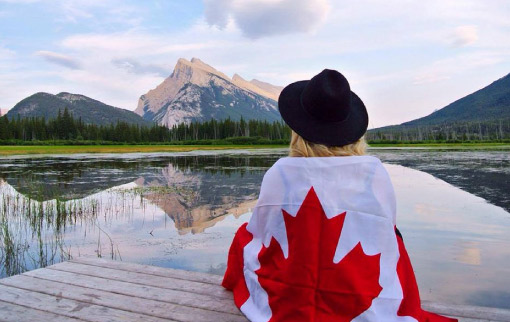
258,155,396,223
263,155,388,187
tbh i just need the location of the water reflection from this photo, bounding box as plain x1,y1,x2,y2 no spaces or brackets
0,152,279,199
133,161,263,234
386,164,510,308
454,241,481,266
0,150,509,309
372,150,510,213
0,152,280,234
0,151,282,278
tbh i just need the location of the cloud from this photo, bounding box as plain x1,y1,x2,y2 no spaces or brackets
204,0,232,29
35,51,82,69
413,73,451,85
62,32,212,56
413,51,505,85
56,0,141,26
111,58,171,77
2,0,509,128
204,0,330,39
0,46,15,60
2,0,142,27
449,25,479,47
0,0,40,2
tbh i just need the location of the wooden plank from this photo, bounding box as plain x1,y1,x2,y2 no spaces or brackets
49,261,233,300
70,257,223,285
0,300,84,322
0,274,247,322
24,267,243,316
423,301,510,321
3,256,507,322
0,283,167,322
70,258,510,321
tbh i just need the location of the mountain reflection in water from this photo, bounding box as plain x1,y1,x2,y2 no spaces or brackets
132,162,262,234
0,152,280,234
372,149,510,213
0,149,509,309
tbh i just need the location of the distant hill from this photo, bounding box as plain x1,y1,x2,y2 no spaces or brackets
403,73,510,126
368,73,510,142
135,57,282,127
7,92,153,126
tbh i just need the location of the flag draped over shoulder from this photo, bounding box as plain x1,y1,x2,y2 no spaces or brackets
222,156,457,322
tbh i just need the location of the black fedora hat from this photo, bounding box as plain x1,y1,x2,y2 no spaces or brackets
278,69,368,146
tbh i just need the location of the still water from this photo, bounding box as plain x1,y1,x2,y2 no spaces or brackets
0,149,509,309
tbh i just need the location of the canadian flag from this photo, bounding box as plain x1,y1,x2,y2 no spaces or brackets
223,156,457,322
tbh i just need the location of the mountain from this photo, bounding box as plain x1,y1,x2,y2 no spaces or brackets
135,58,282,127
404,73,510,126
368,73,510,142
231,74,283,101
7,92,152,126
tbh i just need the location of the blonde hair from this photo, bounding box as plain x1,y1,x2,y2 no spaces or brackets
289,131,367,157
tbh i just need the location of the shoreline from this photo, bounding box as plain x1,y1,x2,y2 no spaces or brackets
368,143,510,150
1,143,509,156
0,144,288,156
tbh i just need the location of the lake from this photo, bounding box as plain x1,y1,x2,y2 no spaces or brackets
0,148,509,309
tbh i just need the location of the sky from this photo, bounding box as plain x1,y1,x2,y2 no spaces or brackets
0,0,509,128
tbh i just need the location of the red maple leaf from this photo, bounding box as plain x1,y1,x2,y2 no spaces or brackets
256,187,382,321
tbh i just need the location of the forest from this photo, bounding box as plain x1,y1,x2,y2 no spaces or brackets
366,119,510,143
1,108,509,145
0,108,291,145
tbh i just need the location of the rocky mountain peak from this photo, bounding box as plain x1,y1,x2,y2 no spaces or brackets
232,73,245,82
135,57,283,127
57,92,89,103
232,73,281,101
172,58,231,82
191,58,226,76
172,58,194,80
250,79,284,100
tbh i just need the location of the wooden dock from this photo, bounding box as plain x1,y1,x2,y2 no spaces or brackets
0,257,509,322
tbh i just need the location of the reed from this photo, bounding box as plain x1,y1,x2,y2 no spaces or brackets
0,184,139,277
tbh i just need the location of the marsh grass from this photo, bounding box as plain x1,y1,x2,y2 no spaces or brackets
0,188,79,276
0,177,211,277
0,183,145,277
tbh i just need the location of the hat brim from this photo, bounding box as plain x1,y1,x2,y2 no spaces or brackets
278,80,369,146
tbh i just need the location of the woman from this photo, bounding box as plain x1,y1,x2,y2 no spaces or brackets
222,69,456,322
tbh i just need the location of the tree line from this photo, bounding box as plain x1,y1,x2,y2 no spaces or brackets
0,108,291,144
366,119,510,143
2,108,508,145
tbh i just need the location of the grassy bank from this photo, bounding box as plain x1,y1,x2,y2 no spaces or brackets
0,144,288,156
1,142,510,156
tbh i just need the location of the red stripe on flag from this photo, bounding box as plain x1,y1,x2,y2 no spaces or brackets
222,222,253,308
396,228,458,322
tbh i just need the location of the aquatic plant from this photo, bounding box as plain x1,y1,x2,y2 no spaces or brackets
0,184,128,277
